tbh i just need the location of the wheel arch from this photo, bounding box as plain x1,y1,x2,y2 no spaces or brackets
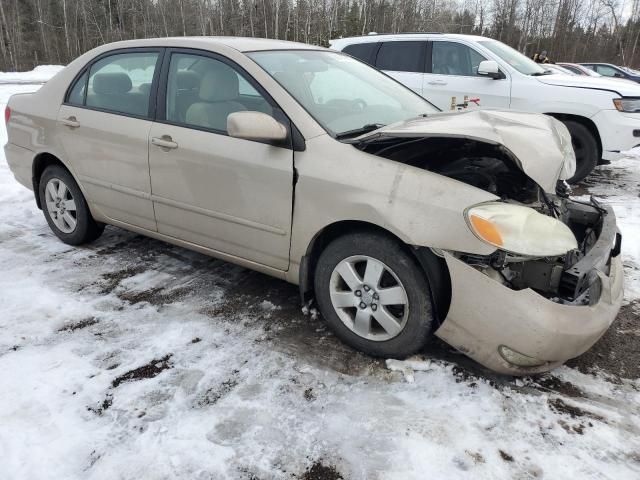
32,152,73,209
298,220,451,325
544,113,603,160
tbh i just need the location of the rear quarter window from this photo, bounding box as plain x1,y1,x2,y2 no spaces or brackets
342,43,379,66
67,71,88,106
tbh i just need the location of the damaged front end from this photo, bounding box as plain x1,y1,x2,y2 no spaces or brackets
350,111,623,373
458,197,621,306
352,110,618,306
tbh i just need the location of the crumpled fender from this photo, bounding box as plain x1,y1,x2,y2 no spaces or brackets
353,109,575,193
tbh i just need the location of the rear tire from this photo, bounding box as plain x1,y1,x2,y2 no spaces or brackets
314,232,435,358
563,120,598,184
39,165,104,245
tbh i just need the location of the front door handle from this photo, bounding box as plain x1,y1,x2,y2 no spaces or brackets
151,135,178,150
427,80,448,86
60,116,80,128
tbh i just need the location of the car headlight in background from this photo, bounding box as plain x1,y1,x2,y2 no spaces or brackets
466,202,578,257
613,97,640,113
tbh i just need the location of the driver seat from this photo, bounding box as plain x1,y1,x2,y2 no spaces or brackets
186,66,246,131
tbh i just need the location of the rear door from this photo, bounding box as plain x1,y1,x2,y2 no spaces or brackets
424,40,510,111
373,41,427,95
147,49,294,270
57,49,162,231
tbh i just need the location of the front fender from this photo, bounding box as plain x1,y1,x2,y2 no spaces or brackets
287,135,497,283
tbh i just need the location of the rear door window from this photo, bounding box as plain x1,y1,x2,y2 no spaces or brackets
85,52,160,117
375,41,426,73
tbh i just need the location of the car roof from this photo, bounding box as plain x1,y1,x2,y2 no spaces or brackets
92,36,323,53
330,32,490,44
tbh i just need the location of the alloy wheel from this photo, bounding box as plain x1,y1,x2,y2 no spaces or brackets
44,178,77,233
329,255,409,341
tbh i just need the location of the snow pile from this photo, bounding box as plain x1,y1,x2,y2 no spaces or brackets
621,146,640,159
0,65,64,84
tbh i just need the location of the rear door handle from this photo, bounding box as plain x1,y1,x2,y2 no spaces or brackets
60,116,80,128
427,80,448,86
151,136,178,150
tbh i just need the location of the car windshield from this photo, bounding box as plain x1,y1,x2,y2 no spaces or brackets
478,40,547,76
247,50,438,137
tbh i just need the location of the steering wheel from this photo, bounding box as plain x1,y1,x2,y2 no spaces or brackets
351,98,367,112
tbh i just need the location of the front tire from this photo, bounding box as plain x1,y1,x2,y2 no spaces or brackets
314,232,435,358
39,165,104,245
563,120,598,184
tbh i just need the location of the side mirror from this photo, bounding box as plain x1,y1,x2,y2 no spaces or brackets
614,73,623,78
227,111,287,142
477,60,503,79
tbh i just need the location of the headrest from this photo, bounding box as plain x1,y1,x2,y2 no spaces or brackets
176,70,200,90
93,73,132,94
199,67,239,102
138,83,151,95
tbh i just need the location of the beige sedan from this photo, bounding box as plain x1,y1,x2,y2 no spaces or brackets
4,38,623,375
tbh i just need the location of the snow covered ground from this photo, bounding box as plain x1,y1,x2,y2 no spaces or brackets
1,71,639,480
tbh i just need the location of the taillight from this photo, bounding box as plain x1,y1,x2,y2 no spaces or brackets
4,106,10,124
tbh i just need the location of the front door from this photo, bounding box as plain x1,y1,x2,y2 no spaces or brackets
56,49,162,231
148,50,294,270
424,41,511,111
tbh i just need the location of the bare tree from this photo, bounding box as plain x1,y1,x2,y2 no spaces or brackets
1,0,638,71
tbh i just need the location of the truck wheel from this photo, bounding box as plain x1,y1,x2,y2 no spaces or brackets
563,121,598,183
314,232,435,358
39,165,105,245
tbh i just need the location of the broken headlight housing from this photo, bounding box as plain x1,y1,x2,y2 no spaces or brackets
465,202,578,257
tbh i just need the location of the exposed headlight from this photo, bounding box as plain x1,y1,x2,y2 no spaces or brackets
465,202,578,256
613,97,640,113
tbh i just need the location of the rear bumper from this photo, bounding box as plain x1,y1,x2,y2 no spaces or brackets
435,206,623,375
3,142,33,190
592,109,640,160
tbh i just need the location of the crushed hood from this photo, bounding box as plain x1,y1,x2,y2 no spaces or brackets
535,73,640,96
353,109,575,193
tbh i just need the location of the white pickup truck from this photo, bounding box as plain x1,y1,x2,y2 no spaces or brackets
330,33,640,182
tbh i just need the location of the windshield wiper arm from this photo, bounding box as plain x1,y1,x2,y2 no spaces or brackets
530,71,552,76
335,123,385,140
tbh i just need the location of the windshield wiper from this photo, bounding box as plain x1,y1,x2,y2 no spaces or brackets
530,70,552,76
335,123,385,140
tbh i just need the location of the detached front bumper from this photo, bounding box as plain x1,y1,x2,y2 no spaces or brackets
592,109,640,161
435,206,623,375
